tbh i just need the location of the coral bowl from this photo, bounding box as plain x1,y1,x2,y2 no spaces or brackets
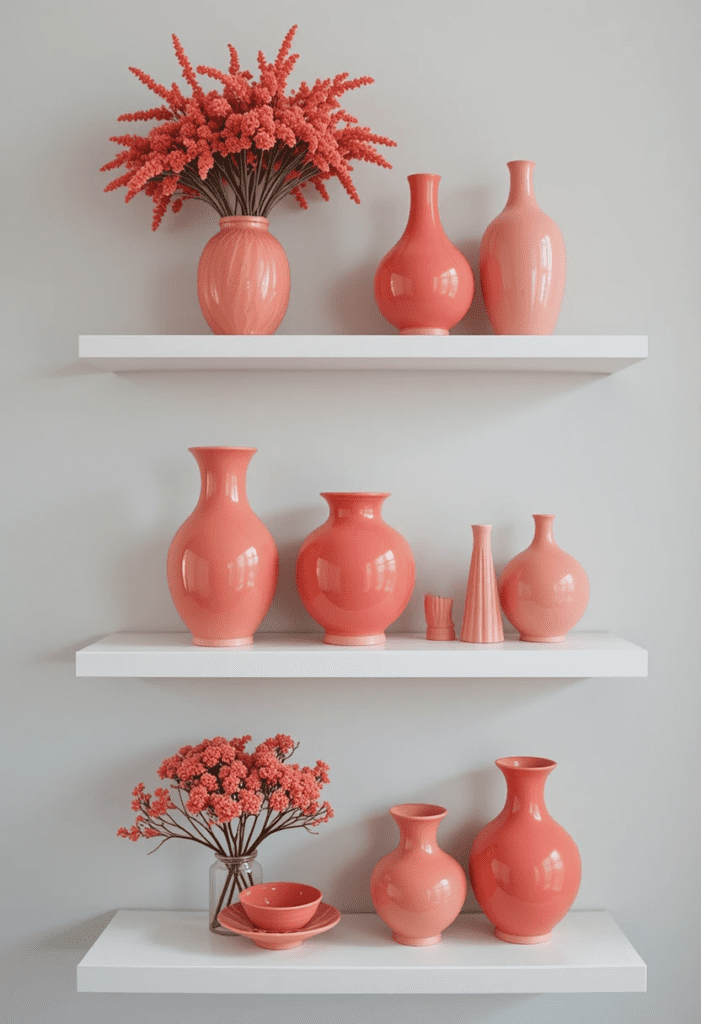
238,882,323,932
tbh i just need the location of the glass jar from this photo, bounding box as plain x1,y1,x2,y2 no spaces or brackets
209,852,262,934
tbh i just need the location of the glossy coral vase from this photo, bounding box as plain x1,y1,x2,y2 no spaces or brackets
460,525,504,643
469,757,581,944
371,804,467,946
167,447,279,646
197,216,290,334
295,493,415,646
374,174,474,335
498,514,589,642
479,161,566,334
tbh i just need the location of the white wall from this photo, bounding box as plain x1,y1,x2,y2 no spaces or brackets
2,1,700,1021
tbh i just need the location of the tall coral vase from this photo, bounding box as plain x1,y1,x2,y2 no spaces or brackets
374,174,474,334
469,757,581,944
479,161,566,334
460,524,504,643
167,447,279,646
371,804,467,946
197,216,290,335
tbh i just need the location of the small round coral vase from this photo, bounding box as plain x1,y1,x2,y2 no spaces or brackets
197,216,290,335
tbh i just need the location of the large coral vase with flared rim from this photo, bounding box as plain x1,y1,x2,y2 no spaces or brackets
166,446,279,646
197,216,290,335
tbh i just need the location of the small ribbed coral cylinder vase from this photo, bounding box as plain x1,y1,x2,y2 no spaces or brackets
460,525,504,643
197,216,290,334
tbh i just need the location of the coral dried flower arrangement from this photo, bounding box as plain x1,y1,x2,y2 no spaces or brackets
102,25,396,228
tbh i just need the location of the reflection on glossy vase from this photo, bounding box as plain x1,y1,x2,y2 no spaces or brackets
166,447,279,646
469,757,581,944
197,216,290,335
374,173,474,335
479,161,566,334
371,803,467,946
498,514,589,642
295,492,415,646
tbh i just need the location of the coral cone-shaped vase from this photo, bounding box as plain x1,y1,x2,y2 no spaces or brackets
197,216,290,335
469,757,581,944
479,161,566,334
374,174,474,335
167,447,279,646
295,492,415,646
371,804,467,946
498,514,589,642
460,525,504,643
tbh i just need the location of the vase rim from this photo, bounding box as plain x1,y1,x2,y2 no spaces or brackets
407,172,441,180
321,491,390,499
189,446,258,453
219,215,269,225
496,756,556,771
533,513,556,519
390,802,447,820
507,159,535,168
214,851,259,863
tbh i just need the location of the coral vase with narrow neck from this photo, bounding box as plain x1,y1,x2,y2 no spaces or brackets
197,216,290,335
371,803,467,946
295,492,415,646
469,757,581,944
374,173,474,334
166,447,279,646
479,161,566,334
460,524,504,643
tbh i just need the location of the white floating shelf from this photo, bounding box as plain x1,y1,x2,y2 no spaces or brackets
79,335,648,374
76,910,646,995
76,631,647,679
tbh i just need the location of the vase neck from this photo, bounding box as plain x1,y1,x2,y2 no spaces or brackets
531,513,556,547
405,174,443,235
497,757,555,820
190,446,255,508
506,161,539,208
219,216,269,231
321,492,390,522
390,803,446,853
215,852,258,866
471,524,492,551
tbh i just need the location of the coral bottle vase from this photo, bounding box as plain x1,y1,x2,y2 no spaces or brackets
469,757,581,944
460,524,504,643
374,173,474,335
167,447,279,646
295,492,415,646
197,216,290,335
498,514,589,642
371,803,467,946
479,161,566,334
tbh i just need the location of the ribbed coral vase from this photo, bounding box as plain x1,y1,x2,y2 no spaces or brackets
460,525,504,643
166,447,279,646
424,594,455,640
479,161,566,334
498,514,589,642
371,804,467,946
374,174,474,335
197,216,290,335
469,758,581,944
295,492,415,646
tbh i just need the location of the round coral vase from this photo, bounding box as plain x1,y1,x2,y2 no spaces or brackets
166,447,279,646
374,173,474,335
295,492,415,646
197,216,290,335
371,803,467,946
479,160,566,335
469,757,581,944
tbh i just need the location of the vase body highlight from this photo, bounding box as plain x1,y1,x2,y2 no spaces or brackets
498,514,589,642
167,447,279,646
460,525,504,643
374,174,474,335
295,492,415,646
469,757,581,944
371,803,467,946
197,216,290,335
210,853,262,935
479,161,566,335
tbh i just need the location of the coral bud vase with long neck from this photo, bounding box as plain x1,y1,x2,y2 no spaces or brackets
460,525,504,643
479,161,566,334
374,174,474,335
167,447,279,646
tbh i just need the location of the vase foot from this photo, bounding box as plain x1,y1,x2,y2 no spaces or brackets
392,932,442,946
518,634,566,643
192,636,254,647
399,328,449,335
494,928,551,945
323,633,386,646
426,627,456,641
